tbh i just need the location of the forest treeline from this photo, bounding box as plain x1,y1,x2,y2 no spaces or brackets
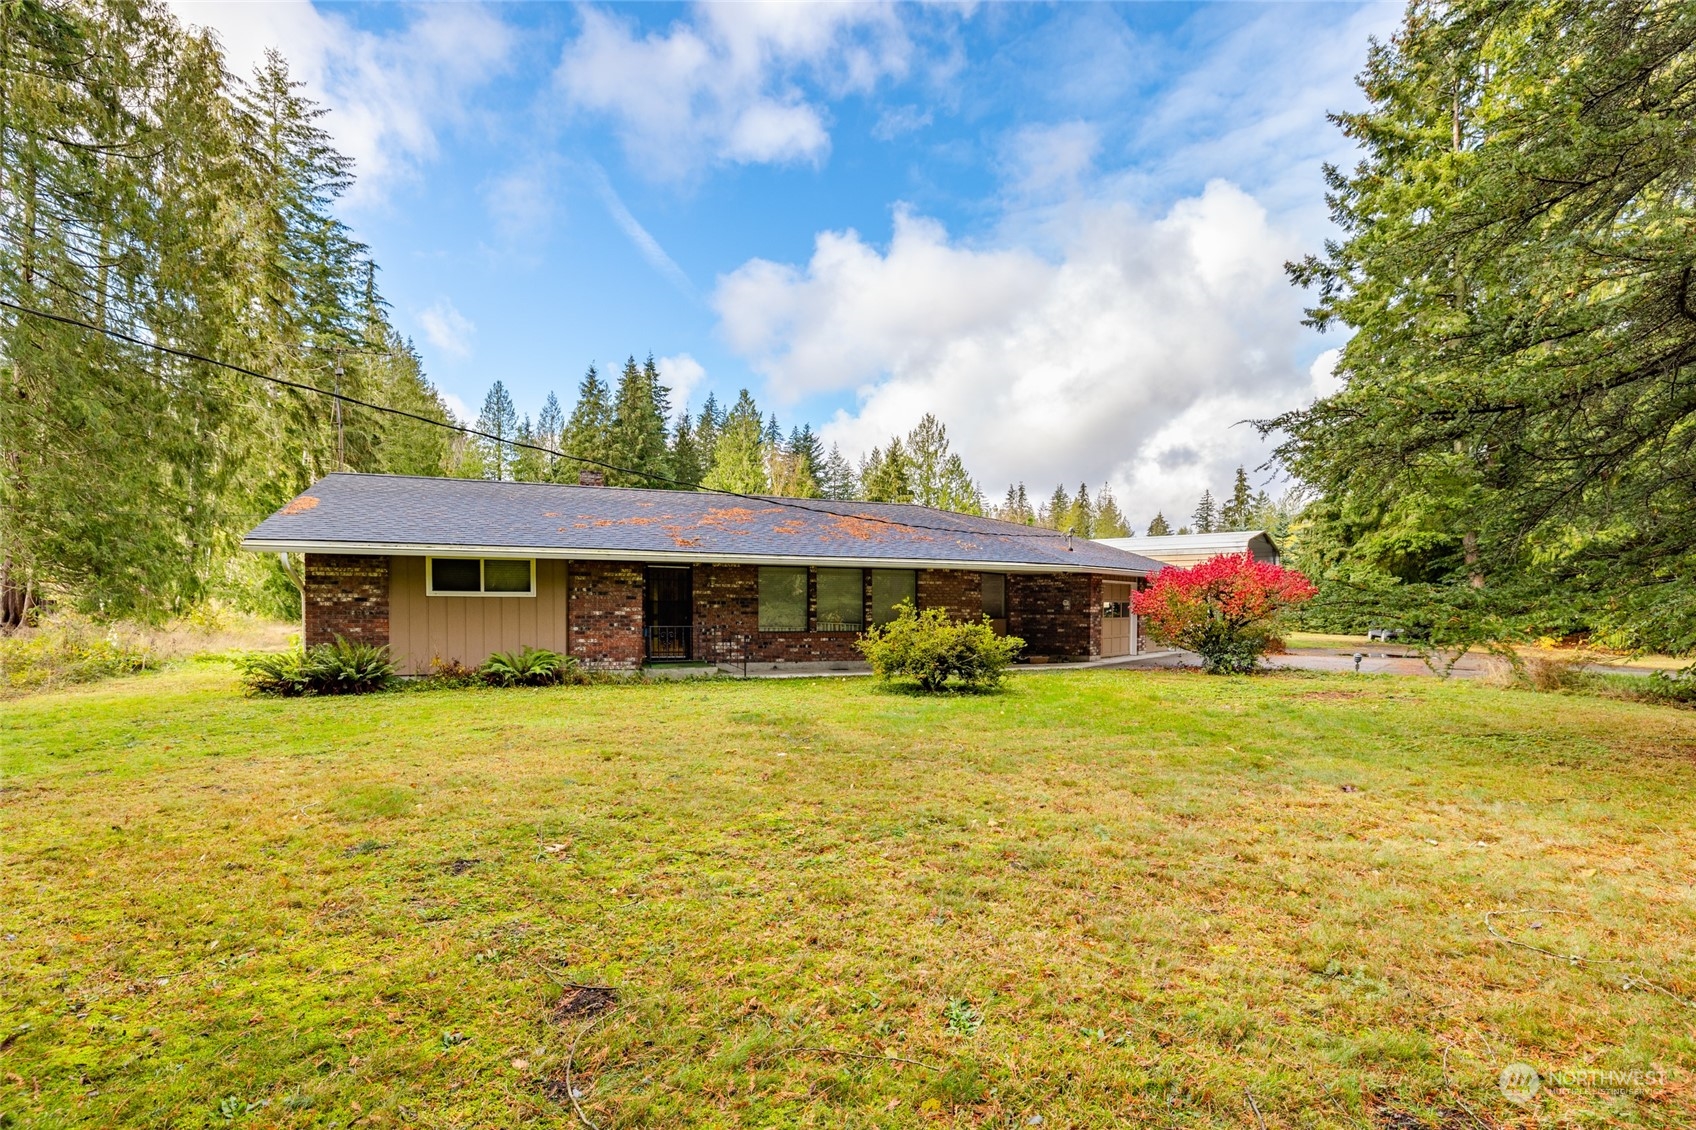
0,0,1133,625
1,0,460,623
460,366,1136,535
11,0,1696,653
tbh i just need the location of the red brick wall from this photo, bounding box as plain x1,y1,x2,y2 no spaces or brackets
1008,572,1100,660
567,561,645,670
693,564,865,664
303,554,390,648
917,569,982,622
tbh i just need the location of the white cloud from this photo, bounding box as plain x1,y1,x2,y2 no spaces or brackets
588,165,695,297
712,181,1316,526
554,3,913,178
1000,121,1101,199
417,299,475,360
168,1,513,204
656,354,708,417
483,162,559,246
871,104,933,142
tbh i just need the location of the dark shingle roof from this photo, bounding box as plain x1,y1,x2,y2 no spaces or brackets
243,473,1161,575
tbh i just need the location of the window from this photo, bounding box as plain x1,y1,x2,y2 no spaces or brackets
980,573,1007,620
870,569,916,627
427,557,535,596
815,568,863,631
758,566,808,631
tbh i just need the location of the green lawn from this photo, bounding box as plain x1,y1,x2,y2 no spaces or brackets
4,666,1693,1128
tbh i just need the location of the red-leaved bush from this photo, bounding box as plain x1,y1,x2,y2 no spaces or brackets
1132,553,1317,673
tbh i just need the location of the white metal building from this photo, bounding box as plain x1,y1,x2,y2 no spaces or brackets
1094,531,1280,569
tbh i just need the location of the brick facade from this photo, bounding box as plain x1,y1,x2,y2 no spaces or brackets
297,552,1122,670
917,569,982,622
566,561,645,670
693,564,867,664
303,554,391,648
1007,571,1100,661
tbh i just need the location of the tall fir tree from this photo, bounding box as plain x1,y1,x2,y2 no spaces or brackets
607,354,670,487
1192,490,1218,533
535,391,564,476
788,425,824,484
1146,512,1173,536
668,413,706,488
860,440,914,503
702,389,768,493
511,415,547,483
818,444,858,500
1042,485,1073,531
1220,466,1256,530
563,364,613,480
474,381,519,480
1094,485,1130,538
1067,483,1095,538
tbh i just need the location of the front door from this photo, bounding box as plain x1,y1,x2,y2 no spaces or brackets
645,566,693,660
1101,581,1134,657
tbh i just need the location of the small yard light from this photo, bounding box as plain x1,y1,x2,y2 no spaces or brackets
1353,652,1364,673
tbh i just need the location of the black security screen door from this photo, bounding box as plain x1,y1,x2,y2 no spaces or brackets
644,566,693,660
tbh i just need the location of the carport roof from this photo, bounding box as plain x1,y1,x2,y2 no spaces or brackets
243,473,1163,576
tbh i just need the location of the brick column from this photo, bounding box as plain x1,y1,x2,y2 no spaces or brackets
303,554,391,647
567,562,645,670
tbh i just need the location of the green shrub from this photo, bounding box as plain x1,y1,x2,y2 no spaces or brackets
856,601,1023,692
240,636,395,696
0,618,157,693
479,646,576,687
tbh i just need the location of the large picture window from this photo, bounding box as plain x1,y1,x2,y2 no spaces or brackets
870,569,916,627
427,557,536,596
758,566,808,631
815,568,863,631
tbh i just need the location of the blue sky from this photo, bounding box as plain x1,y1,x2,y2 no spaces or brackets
171,1,1400,527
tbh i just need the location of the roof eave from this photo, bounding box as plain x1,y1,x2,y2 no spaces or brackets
240,538,1152,577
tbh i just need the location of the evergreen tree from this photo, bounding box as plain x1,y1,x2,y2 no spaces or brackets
702,389,767,493
474,381,519,480
1220,466,1256,530
511,415,549,482
563,364,613,479
668,413,706,488
1094,486,1131,538
789,424,824,484
1016,484,1034,524
764,413,782,447
860,439,914,503
1042,485,1072,530
1067,483,1095,538
1192,490,1218,534
535,391,565,475
1147,512,1173,536
765,447,820,498
696,392,723,467
607,354,670,487
818,444,857,500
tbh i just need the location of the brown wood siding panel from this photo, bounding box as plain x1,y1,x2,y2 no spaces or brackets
387,556,569,674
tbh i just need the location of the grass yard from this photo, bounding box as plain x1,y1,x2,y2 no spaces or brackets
4,666,1694,1129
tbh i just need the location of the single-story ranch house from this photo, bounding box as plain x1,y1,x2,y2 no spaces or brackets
243,473,1166,673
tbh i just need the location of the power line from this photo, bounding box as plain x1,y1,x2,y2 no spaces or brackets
0,297,1083,543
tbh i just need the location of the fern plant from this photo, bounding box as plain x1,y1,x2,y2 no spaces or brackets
241,636,395,696
479,646,574,687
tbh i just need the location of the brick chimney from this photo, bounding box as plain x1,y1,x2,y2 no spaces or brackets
578,470,605,487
